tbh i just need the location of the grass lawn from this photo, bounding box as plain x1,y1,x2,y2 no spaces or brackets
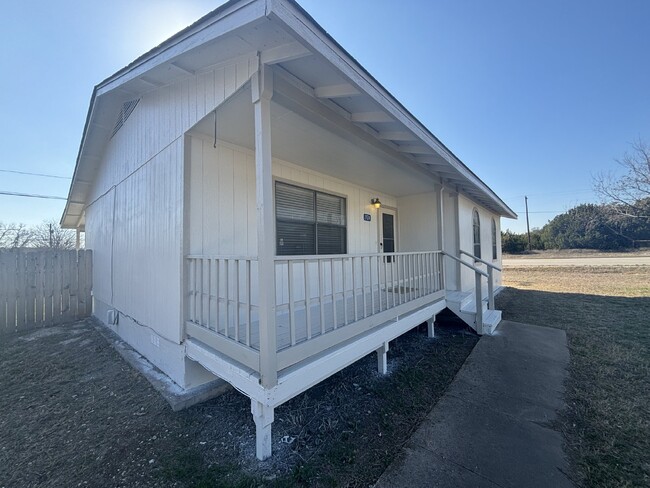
497,265,650,488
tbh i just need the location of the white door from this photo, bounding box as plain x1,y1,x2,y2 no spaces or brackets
379,208,397,260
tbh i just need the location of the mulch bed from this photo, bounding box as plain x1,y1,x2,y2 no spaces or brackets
0,311,477,487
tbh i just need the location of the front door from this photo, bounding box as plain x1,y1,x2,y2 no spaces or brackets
379,208,397,261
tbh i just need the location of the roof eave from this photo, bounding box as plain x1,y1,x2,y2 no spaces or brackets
62,0,517,226
267,0,516,218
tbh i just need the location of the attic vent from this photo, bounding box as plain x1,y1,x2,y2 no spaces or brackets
110,99,140,139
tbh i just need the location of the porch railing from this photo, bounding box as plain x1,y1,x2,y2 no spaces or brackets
185,250,445,373
186,256,260,371
274,251,444,369
442,250,501,334
458,249,502,310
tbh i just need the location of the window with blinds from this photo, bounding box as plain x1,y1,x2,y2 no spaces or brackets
275,182,347,255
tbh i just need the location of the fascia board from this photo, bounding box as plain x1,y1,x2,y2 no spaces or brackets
96,0,266,97
60,87,98,228
61,0,267,226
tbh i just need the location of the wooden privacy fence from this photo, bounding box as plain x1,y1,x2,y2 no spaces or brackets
0,250,92,335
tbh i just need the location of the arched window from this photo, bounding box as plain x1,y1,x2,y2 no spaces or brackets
472,209,481,258
491,218,497,260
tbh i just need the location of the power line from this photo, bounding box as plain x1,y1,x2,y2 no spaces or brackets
0,169,71,179
504,189,594,199
0,190,67,200
513,210,564,214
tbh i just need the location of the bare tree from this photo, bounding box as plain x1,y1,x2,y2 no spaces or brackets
30,220,76,250
594,138,650,220
0,222,33,248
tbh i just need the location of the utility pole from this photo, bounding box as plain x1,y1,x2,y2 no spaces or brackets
525,196,531,251
49,223,53,248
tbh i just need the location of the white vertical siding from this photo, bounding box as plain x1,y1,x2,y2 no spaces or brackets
88,54,257,205
84,189,114,305
111,140,184,343
458,194,503,292
187,136,402,306
85,55,258,345
187,135,398,258
396,192,439,252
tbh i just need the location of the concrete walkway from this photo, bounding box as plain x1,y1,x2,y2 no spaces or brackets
376,321,573,488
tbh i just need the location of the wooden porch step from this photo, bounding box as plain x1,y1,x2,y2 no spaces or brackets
445,289,502,335
446,291,473,309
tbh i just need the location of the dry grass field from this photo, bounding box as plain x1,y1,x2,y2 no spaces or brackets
504,265,650,297
497,264,650,488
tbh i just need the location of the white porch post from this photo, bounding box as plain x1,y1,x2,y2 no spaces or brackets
437,184,445,292
376,341,389,374
75,228,81,250
251,400,274,460
253,64,277,389
427,316,436,338
437,184,445,252
252,63,277,461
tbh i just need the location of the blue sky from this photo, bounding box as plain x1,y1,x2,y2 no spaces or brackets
1,0,648,233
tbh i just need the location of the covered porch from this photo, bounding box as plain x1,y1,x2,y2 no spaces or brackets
181,63,480,459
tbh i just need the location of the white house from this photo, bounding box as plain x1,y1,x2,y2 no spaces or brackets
61,0,516,460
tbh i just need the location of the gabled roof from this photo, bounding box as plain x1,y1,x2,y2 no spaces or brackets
61,0,516,228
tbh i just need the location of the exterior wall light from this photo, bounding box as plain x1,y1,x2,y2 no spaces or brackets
371,197,381,209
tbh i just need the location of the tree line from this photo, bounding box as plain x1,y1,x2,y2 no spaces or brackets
0,220,78,250
502,199,650,252
503,138,650,253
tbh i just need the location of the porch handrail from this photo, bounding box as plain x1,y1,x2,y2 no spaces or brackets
442,251,488,277
458,249,502,272
459,249,501,311
441,251,487,334
187,254,258,261
274,251,439,261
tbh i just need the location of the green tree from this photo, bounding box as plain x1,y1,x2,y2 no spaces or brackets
542,204,630,250
501,230,528,253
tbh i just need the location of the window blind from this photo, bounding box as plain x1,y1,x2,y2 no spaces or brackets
276,182,347,255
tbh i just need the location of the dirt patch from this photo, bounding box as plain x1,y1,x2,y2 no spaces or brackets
0,314,476,487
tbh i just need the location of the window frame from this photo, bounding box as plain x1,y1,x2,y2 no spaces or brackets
274,181,348,256
491,218,498,260
472,208,481,259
